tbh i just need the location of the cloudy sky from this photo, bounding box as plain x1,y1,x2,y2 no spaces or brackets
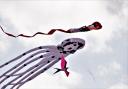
0,0,128,89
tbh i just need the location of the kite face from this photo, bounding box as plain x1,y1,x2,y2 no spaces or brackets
58,38,85,55
0,38,85,89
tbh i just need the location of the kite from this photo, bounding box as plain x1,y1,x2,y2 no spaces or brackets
53,54,69,77
0,21,102,38
0,38,85,89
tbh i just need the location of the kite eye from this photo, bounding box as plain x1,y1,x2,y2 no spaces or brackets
63,43,78,52
68,47,72,50
73,43,77,46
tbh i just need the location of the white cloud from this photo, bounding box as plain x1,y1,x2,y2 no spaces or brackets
110,61,121,71
0,34,11,53
0,41,8,53
21,73,66,89
108,83,128,89
0,0,122,52
21,70,82,89
59,70,82,88
96,61,121,77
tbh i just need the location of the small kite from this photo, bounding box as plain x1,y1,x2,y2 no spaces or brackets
0,38,85,89
54,54,69,77
0,21,102,38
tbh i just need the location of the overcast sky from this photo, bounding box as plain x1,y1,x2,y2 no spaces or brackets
0,0,128,89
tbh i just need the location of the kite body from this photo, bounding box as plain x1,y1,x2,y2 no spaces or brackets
0,38,85,89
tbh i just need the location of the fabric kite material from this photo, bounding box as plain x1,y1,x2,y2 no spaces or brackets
0,38,85,89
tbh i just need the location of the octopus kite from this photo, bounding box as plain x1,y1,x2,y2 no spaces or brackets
0,38,85,89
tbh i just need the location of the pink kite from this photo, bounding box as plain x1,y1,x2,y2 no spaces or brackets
54,54,69,77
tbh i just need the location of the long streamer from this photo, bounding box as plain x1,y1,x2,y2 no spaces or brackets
0,25,71,38
0,21,102,38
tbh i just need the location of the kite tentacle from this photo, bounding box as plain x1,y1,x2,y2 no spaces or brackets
0,46,56,68
0,50,48,77
1,61,43,89
0,46,56,78
2,53,60,89
0,51,56,84
2,60,44,89
16,58,61,89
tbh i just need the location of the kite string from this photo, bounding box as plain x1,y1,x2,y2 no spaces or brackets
0,25,71,38
84,61,96,82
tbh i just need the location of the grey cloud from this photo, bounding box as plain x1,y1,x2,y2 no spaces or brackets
105,0,125,15
69,0,128,89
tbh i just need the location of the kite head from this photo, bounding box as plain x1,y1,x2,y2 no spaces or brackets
88,21,102,30
57,38,85,54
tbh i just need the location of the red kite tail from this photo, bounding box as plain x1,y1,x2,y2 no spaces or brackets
0,25,71,38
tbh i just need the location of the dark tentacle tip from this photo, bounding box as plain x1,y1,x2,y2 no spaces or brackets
23,64,27,66
2,85,6,89
31,72,34,74
35,65,39,67
46,50,50,52
38,46,42,49
22,53,26,55
47,60,50,63
40,55,43,58
30,55,33,58
44,68,47,70
28,78,31,81
51,56,55,58
6,76,10,78
5,63,9,65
